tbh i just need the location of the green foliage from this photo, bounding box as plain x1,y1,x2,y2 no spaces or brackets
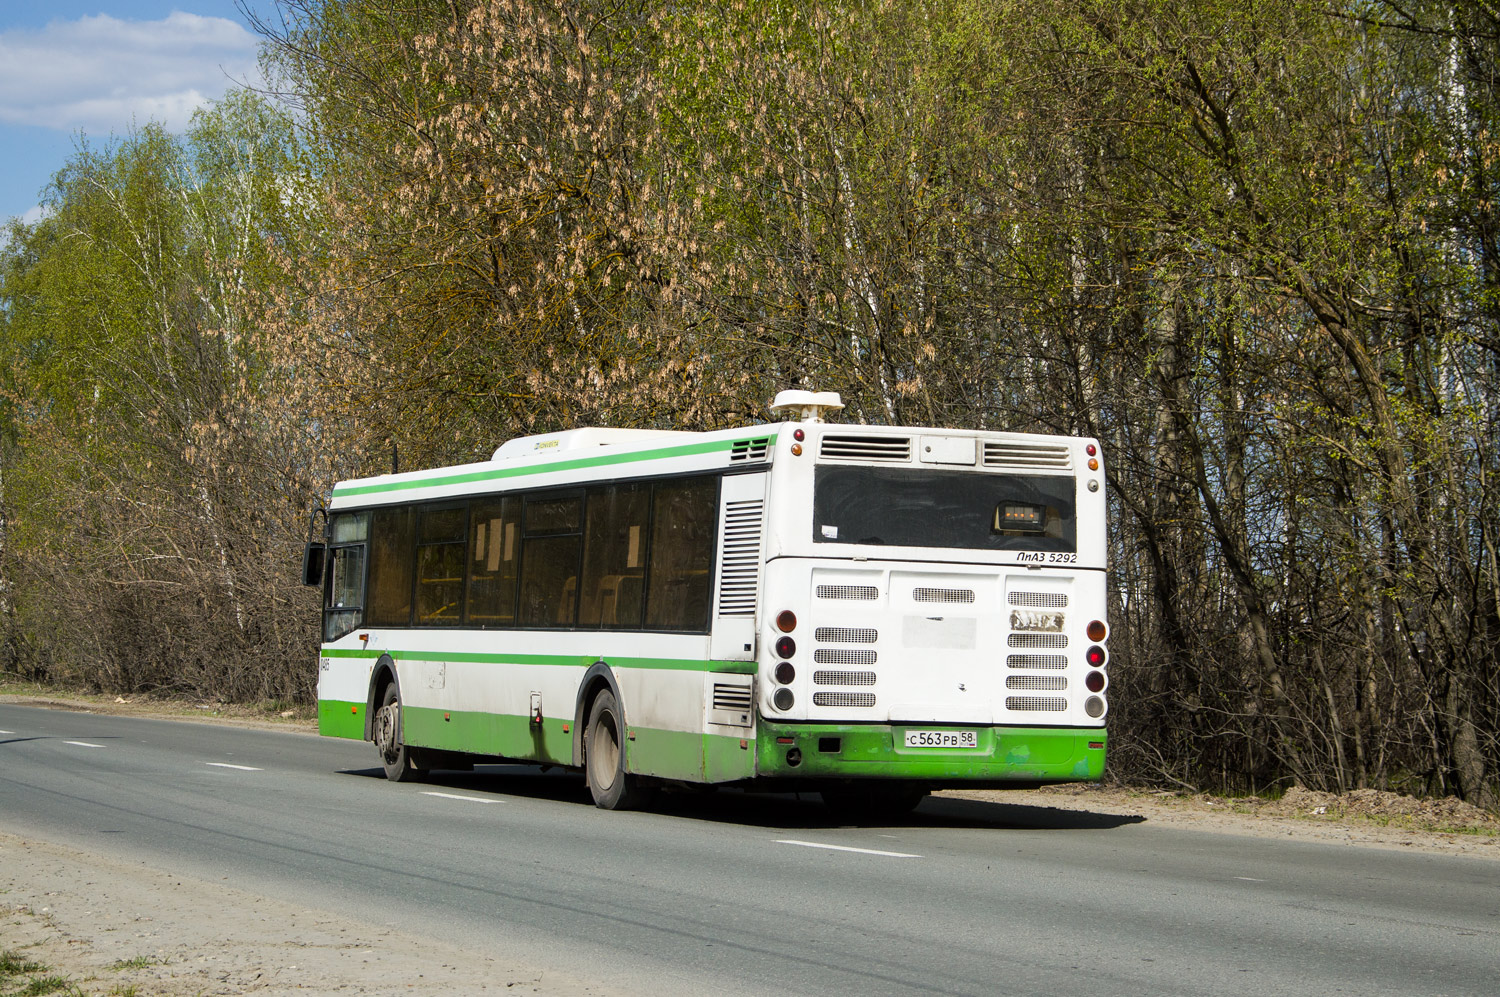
2,0,1497,805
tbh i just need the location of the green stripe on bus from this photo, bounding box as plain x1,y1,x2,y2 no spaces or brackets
755,723,1107,782
320,647,756,674
319,699,366,740
399,705,750,782
332,436,774,499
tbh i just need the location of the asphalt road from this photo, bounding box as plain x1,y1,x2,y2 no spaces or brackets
1,703,1496,996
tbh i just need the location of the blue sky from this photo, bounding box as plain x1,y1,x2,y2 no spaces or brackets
1,1,267,226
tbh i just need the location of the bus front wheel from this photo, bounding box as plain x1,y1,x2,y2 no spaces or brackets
373,683,425,783
584,690,648,810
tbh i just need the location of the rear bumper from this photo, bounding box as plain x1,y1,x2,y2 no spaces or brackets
755,721,1106,784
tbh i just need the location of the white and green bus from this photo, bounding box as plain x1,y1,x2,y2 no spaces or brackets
306,391,1110,813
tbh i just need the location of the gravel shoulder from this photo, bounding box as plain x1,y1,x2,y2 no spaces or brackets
3,688,1496,994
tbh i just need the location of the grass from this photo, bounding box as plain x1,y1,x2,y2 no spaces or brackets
0,955,44,977
0,952,83,997
105,958,158,973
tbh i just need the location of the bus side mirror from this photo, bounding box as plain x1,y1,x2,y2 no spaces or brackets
302,542,326,587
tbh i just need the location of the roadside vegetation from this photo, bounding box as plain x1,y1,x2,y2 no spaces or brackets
0,949,79,997
1,0,1497,808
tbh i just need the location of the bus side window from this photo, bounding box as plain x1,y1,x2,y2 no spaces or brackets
578,483,650,628
367,506,416,627
518,494,582,627
645,475,717,632
323,512,368,641
415,505,466,625
466,497,518,626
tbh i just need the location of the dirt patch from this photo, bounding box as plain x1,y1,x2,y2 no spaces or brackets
0,834,603,997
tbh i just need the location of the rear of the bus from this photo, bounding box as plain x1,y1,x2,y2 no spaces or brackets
754,423,1109,788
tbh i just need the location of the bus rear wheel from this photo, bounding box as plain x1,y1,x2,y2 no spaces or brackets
584,690,648,810
373,683,426,783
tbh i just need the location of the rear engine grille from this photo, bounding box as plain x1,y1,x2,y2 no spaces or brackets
1005,696,1068,711
816,584,879,601
1006,675,1068,691
813,648,877,666
913,587,975,604
813,670,877,687
813,692,877,708
814,627,878,643
1009,591,1069,608
1008,633,1069,649
1006,654,1068,670
820,434,912,462
983,442,1072,469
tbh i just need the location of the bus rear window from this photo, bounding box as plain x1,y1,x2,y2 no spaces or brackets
812,466,1076,552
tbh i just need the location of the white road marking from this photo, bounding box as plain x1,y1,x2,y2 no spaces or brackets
63,741,105,748
1235,877,1266,882
421,791,500,805
776,839,921,859
205,762,263,771
0,730,14,735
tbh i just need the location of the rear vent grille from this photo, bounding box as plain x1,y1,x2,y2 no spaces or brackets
813,692,877,708
983,442,1072,469
1005,696,1068,711
820,434,912,462
1007,675,1067,691
730,436,771,461
913,587,975,604
1007,654,1068,670
813,670,877,687
716,499,764,616
1009,591,1069,608
813,649,877,666
1008,633,1069,648
815,627,878,643
816,584,879,601
712,683,754,711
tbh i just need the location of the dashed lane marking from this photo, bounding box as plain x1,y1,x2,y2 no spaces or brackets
63,741,106,748
205,762,263,771
421,791,501,805
776,839,921,859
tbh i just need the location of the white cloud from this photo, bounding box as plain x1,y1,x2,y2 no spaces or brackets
0,12,262,134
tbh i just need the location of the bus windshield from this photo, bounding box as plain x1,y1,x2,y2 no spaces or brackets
812,465,1076,552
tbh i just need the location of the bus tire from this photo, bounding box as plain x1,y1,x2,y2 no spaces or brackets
584,690,647,810
374,683,425,783
820,783,927,821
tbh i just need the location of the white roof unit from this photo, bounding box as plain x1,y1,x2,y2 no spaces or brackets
769,389,844,422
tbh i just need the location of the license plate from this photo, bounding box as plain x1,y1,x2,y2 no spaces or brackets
903,729,978,748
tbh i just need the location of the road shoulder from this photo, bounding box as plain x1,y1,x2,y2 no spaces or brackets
0,832,602,996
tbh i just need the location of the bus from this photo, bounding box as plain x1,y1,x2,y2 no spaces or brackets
304,390,1109,814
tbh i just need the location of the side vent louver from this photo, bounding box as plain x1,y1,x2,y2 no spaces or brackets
708,678,754,728
820,434,912,462
730,437,771,462
713,683,753,711
717,499,764,616
983,441,1072,469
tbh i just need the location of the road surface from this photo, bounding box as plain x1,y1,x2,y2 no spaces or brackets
2,703,1496,996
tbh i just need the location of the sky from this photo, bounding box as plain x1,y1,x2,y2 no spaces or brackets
0,1,269,227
